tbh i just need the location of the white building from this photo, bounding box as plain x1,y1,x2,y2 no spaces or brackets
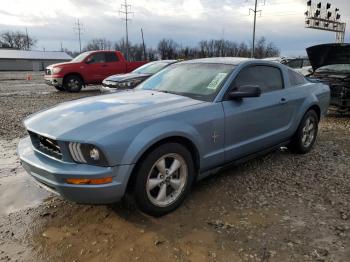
0,49,72,71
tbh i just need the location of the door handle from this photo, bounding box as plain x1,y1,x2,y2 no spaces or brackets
101,64,108,67
279,98,288,105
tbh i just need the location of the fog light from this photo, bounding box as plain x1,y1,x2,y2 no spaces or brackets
66,177,113,185
90,148,100,161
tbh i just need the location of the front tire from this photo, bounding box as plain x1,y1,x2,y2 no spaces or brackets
133,143,195,217
288,110,319,154
64,75,83,92
54,86,66,92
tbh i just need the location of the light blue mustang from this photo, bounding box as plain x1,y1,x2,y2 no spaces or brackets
18,58,330,216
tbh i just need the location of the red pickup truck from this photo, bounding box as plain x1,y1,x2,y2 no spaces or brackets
44,50,147,92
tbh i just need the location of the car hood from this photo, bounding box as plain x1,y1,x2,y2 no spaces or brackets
47,61,79,68
104,73,151,82
306,43,350,71
24,90,204,140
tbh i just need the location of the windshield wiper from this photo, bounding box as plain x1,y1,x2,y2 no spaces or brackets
155,90,179,95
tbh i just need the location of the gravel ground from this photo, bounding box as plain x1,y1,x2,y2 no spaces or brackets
0,72,349,262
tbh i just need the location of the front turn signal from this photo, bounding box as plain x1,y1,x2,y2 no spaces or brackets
66,177,113,185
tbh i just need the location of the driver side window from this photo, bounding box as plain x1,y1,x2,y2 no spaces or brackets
233,65,284,93
87,53,106,64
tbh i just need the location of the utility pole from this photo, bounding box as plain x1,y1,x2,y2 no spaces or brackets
73,19,83,53
141,28,146,60
119,0,133,60
25,27,29,50
249,0,262,58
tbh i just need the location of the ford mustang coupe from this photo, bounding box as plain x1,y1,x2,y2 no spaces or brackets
18,58,330,216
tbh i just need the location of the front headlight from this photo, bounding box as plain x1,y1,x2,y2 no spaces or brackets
52,67,62,74
102,80,118,86
68,142,108,166
120,79,143,88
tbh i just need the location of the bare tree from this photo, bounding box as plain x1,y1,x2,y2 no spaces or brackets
79,36,279,61
0,31,36,50
83,38,112,51
253,37,280,58
157,39,178,59
146,47,158,61
237,42,250,57
62,48,80,58
198,39,251,58
114,38,129,58
114,38,151,61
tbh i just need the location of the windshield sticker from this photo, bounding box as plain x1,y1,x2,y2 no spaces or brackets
207,73,227,90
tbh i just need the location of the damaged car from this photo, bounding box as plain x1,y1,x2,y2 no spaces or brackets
307,43,350,112
263,57,313,76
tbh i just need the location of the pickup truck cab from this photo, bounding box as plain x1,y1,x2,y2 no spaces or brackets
44,50,147,92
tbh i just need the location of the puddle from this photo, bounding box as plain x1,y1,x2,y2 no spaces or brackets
0,171,50,216
0,139,50,216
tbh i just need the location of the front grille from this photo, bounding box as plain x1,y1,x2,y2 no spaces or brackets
29,131,62,160
45,69,51,75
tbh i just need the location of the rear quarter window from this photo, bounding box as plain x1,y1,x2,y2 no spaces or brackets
105,52,119,62
288,69,307,86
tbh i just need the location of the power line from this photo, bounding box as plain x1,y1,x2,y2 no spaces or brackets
73,19,83,53
119,0,133,61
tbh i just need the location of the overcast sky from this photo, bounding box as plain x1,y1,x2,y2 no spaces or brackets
0,0,349,56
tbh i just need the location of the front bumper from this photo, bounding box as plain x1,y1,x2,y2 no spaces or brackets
44,76,63,87
17,137,134,204
100,84,119,93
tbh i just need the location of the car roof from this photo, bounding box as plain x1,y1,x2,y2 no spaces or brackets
181,57,252,65
83,50,119,54
150,60,178,63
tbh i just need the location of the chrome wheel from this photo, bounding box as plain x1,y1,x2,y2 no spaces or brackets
67,79,80,90
301,116,316,148
146,153,188,207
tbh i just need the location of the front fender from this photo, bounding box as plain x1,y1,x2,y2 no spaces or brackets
120,120,203,165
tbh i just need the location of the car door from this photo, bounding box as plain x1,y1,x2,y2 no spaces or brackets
222,64,294,162
84,52,108,83
105,52,126,77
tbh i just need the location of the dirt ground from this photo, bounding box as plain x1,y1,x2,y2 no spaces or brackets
0,72,349,262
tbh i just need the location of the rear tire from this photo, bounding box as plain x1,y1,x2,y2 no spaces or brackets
133,143,195,217
64,75,83,92
288,110,318,154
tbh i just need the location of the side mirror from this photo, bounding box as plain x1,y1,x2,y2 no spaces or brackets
228,85,261,99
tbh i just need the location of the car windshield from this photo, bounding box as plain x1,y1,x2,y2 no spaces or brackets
71,52,91,62
137,63,234,101
316,64,350,74
133,62,172,74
